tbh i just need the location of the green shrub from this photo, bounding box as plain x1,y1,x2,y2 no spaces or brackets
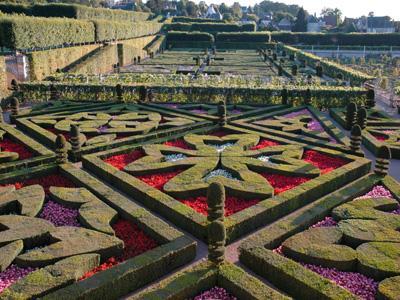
271,32,400,46
217,32,271,43
0,15,95,49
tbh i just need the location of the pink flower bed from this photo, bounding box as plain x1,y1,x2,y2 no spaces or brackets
194,287,237,300
0,265,36,293
39,200,80,227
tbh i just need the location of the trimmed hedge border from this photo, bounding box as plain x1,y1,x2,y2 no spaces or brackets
17,82,369,108
280,45,374,85
82,124,371,243
14,102,212,160
0,3,150,22
239,173,399,299
130,261,289,300
0,163,196,299
330,107,400,158
232,105,353,155
0,123,54,174
271,32,400,46
164,22,256,34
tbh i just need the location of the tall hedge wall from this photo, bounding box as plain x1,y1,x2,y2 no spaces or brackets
271,32,400,46
93,20,162,42
68,44,118,74
217,32,271,43
167,31,214,48
0,3,150,21
0,15,95,49
164,22,256,33
172,17,226,23
27,44,100,81
118,35,155,65
0,15,162,50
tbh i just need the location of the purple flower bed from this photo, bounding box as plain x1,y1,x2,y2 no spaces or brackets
0,265,36,293
230,109,242,114
194,287,237,300
39,200,80,227
311,216,337,228
282,109,325,132
190,109,208,115
302,264,378,300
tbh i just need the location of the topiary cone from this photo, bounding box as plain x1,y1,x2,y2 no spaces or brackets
350,125,362,153
55,134,68,164
208,220,226,265
375,146,391,176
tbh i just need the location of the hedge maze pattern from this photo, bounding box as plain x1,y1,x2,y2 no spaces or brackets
330,106,400,159
0,100,397,299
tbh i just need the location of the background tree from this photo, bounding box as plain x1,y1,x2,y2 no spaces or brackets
321,7,343,25
231,2,243,20
293,7,308,32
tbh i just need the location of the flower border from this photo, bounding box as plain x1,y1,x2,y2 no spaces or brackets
239,173,399,299
130,261,288,300
14,102,211,161
0,163,196,299
82,124,371,243
231,105,352,153
0,124,54,174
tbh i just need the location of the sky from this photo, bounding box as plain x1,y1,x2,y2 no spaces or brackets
201,0,400,20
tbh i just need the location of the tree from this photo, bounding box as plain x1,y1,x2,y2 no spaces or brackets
219,3,231,15
145,0,164,14
231,2,243,20
223,13,233,22
321,7,342,25
293,7,308,32
186,1,199,17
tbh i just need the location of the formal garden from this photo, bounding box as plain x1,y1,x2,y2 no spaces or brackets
0,4,400,299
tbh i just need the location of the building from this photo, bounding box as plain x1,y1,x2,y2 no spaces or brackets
367,16,395,33
307,15,325,32
277,18,292,31
205,5,222,20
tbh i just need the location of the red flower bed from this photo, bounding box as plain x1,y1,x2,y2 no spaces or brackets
2,174,75,194
164,139,191,149
1,138,33,160
262,173,310,194
136,170,183,191
80,219,158,280
303,150,347,174
250,139,281,150
179,195,260,216
104,150,144,170
372,134,387,142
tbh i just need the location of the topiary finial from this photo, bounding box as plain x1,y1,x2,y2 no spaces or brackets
10,97,19,117
350,125,362,153
375,146,391,176
281,88,288,105
346,102,358,130
304,88,312,105
70,124,81,155
207,182,225,223
366,89,375,108
357,107,368,129
208,220,226,265
218,100,227,126
55,134,68,164
115,84,123,102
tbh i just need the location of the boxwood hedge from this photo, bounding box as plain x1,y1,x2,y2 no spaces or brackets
0,3,150,22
